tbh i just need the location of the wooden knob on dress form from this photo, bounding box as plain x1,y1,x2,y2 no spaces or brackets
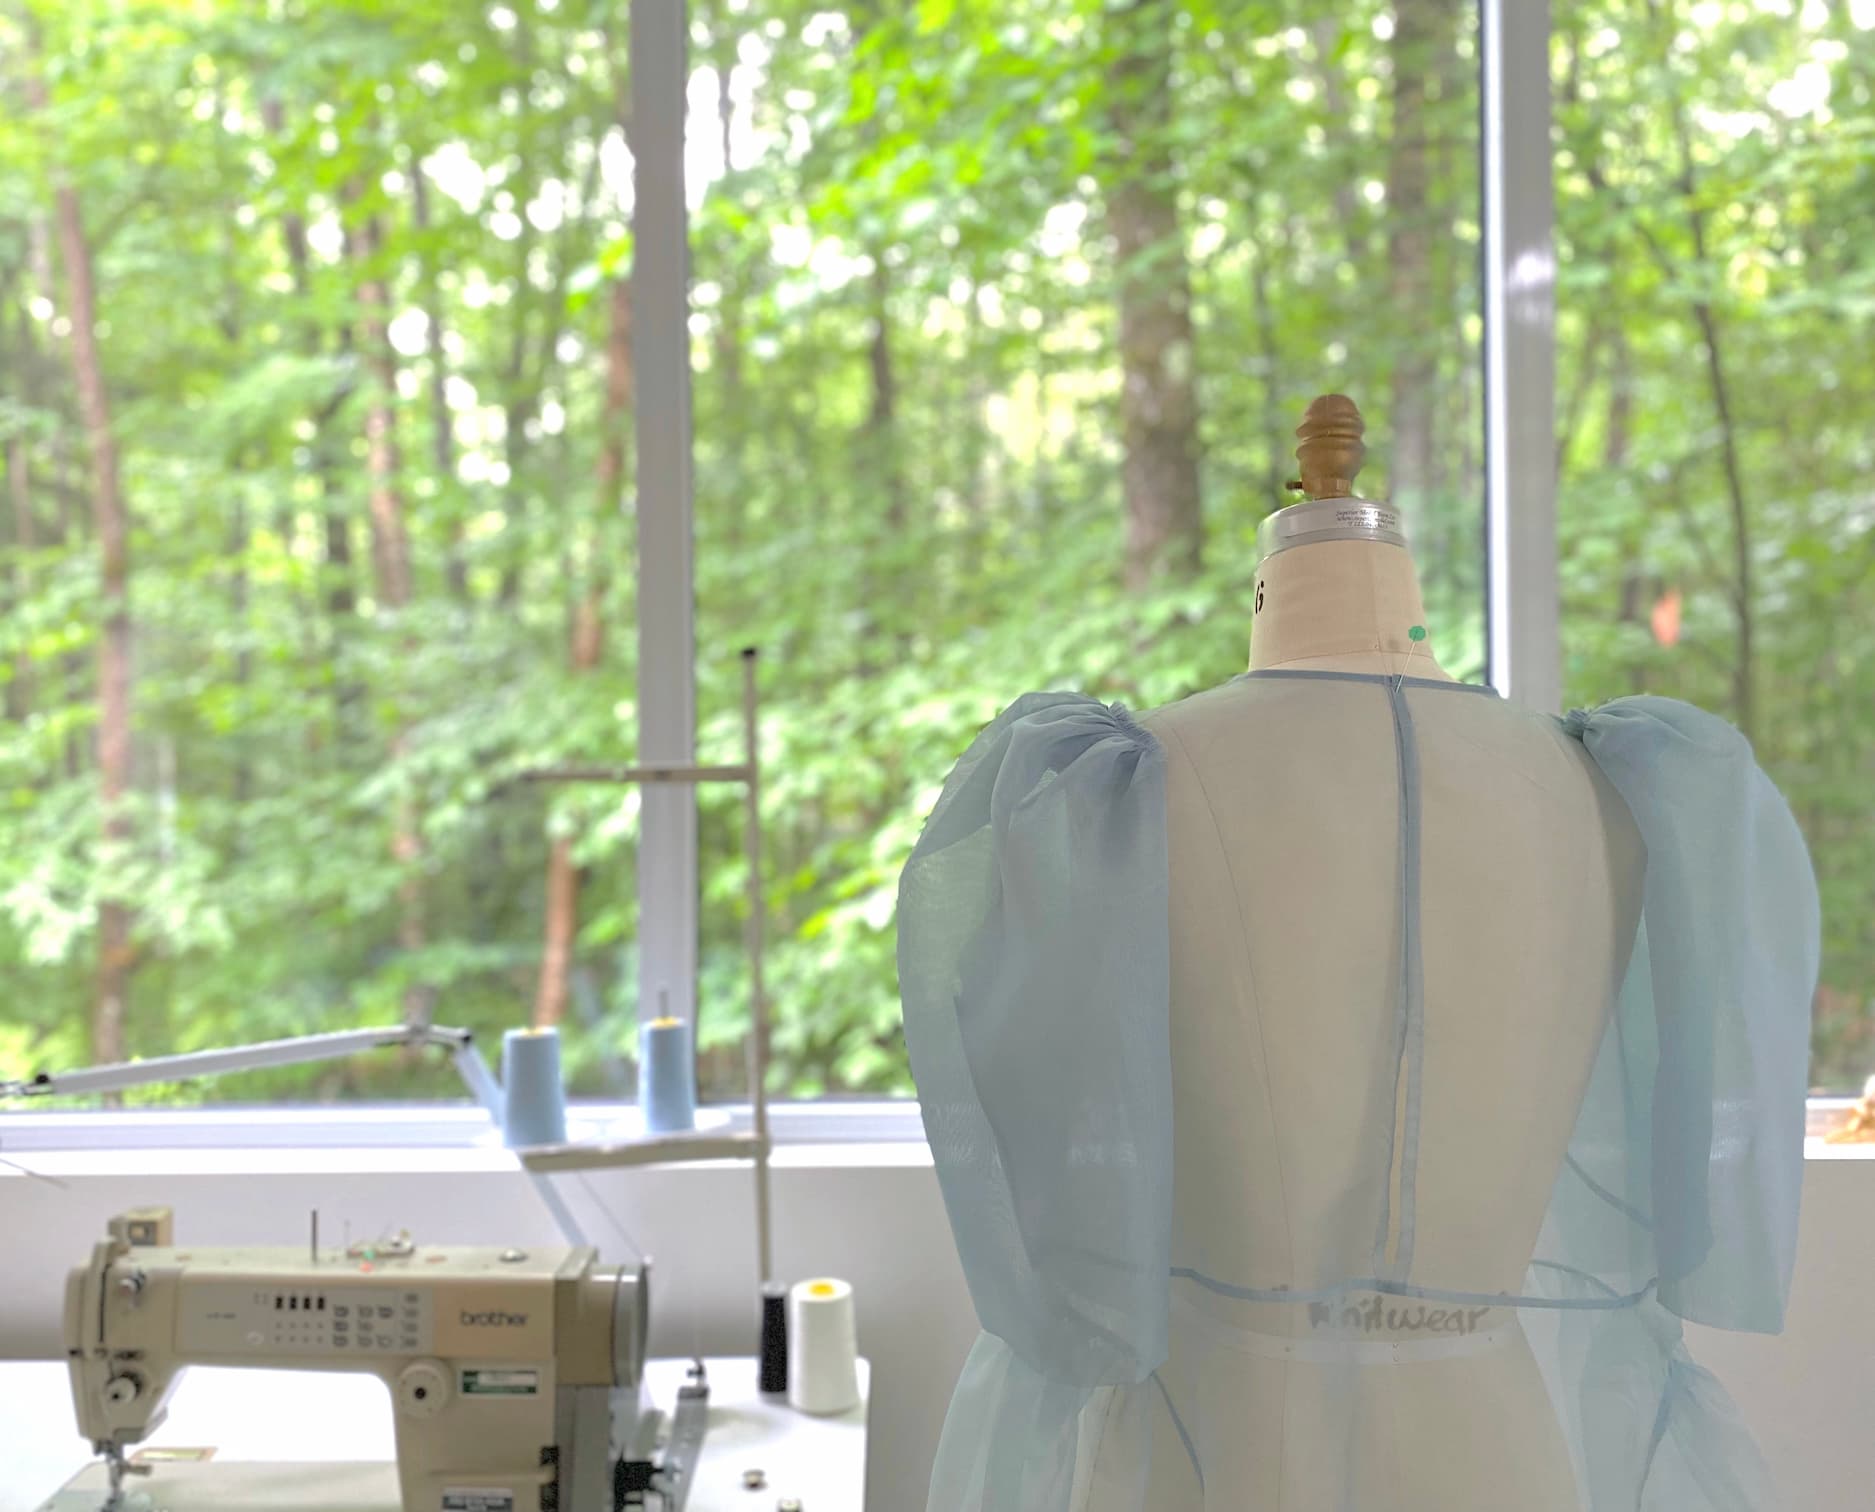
1286,394,1366,501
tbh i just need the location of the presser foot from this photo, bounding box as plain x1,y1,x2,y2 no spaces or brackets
96,1444,153,1512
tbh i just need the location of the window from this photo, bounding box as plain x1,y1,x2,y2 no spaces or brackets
690,3,1487,1095
1551,0,1875,1090
1,2,1488,1109
24,5,1861,1112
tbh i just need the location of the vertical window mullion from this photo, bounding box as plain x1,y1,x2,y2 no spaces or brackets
1482,0,1560,711
631,0,700,1038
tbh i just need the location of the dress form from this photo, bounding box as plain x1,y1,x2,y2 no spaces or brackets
1108,397,1646,1511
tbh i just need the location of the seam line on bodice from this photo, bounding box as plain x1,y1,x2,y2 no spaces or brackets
1394,681,1426,1279
1240,668,1500,694
1150,1369,1206,1493
1371,682,1426,1280
1172,1266,1657,1311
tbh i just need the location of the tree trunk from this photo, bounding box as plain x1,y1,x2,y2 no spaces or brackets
1669,133,1754,740
356,213,414,609
412,162,468,604
321,330,360,670
496,221,540,612
961,282,989,525
1605,326,1633,471
6,294,39,724
228,495,252,808
351,201,431,1028
1385,0,1453,531
1310,19,1371,264
865,255,905,535
715,274,748,546
266,98,360,735
1250,235,1287,508
50,158,134,1067
1105,0,1202,589
54,448,86,783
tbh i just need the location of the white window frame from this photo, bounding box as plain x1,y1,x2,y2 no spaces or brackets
0,1099,927,1157
1482,0,1560,711
633,0,701,1040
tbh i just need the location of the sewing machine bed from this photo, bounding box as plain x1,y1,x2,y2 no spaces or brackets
4,1358,869,1512
42,1463,398,1511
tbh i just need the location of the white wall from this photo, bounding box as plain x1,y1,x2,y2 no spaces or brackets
2,1149,1868,1510
1683,1157,1873,1511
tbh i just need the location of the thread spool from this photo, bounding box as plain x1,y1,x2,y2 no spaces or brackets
639,1016,696,1134
787,1277,860,1415
500,1027,567,1148
759,1280,789,1394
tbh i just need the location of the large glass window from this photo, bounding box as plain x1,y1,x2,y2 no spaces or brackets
1,2,1487,1107
692,1,1485,1095
1552,0,1874,1089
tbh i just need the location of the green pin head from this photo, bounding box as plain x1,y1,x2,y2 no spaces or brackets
1408,625,1427,643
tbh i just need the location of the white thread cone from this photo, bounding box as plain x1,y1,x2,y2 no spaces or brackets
787,1277,860,1415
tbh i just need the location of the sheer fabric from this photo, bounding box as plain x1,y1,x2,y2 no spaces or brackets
898,679,1818,1512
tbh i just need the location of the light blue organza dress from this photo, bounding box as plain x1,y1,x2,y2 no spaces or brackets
899,674,1819,1512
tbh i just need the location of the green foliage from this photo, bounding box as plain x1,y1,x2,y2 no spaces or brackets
0,0,1867,1110
1552,0,1875,1087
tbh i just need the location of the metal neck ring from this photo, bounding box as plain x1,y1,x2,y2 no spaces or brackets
1256,496,1408,566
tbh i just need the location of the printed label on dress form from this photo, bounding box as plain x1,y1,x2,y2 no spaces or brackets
1307,1297,1495,1337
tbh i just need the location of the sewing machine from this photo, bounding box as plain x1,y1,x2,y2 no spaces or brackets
58,1208,698,1512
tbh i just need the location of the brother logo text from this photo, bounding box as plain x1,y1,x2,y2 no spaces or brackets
459,1309,529,1328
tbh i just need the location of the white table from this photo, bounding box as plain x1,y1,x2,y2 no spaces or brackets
1,1357,867,1511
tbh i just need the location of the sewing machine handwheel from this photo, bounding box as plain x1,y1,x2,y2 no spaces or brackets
396,1360,452,1419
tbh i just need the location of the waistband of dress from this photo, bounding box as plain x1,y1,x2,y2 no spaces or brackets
1170,1264,1654,1313
1173,1291,1515,1365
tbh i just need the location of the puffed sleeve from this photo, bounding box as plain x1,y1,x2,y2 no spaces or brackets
1569,696,1820,1331
898,692,1171,1511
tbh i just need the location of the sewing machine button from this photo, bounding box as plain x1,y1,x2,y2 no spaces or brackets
742,1469,767,1489
777,1499,803,1511
334,1306,348,1318
377,1306,395,1319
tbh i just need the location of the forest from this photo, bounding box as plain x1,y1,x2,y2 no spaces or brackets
0,0,1869,1103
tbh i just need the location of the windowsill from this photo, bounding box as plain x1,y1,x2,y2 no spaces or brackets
0,1099,931,1176
1805,1138,1875,1160
0,1139,935,1181
1,1103,1865,1177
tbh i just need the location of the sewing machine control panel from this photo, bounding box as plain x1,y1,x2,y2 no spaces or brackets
179,1281,435,1359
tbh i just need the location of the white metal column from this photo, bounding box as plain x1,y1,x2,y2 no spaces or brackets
631,0,699,1031
1482,0,1560,710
